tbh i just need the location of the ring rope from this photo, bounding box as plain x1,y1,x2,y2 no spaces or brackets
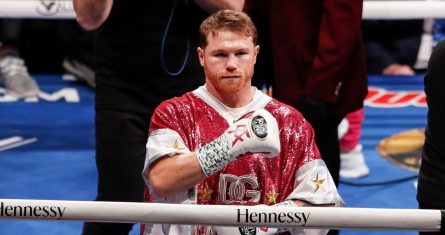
0,199,443,231
0,1,445,19
363,1,445,19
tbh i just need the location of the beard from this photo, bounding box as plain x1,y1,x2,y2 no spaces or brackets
205,67,254,95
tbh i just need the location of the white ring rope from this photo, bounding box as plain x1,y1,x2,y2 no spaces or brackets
0,1,445,19
0,199,443,231
363,1,445,19
0,0,75,19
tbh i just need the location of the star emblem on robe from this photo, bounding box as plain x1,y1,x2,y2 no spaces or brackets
266,187,279,205
198,185,214,202
312,174,325,192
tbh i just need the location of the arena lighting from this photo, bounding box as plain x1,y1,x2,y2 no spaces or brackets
0,1,445,19
0,199,444,231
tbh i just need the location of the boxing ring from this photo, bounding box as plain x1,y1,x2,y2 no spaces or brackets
0,0,445,19
0,199,443,232
0,1,442,234
0,74,434,233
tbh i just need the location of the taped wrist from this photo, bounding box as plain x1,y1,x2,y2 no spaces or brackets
196,134,236,176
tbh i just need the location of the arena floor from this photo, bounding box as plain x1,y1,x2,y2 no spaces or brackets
0,74,427,235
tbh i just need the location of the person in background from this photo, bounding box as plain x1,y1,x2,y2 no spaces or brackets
338,108,370,179
58,20,96,88
363,19,424,75
339,20,425,179
73,0,244,234
417,39,445,235
247,3,368,234
0,19,39,98
250,0,367,184
143,10,343,235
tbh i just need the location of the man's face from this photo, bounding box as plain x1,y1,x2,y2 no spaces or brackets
197,30,259,95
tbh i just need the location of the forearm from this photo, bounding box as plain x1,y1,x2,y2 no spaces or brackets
148,152,205,198
148,109,279,198
73,0,113,31
193,0,245,13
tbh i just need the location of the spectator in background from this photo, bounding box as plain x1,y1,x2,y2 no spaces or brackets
250,0,368,193
417,39,445,235
339,19,425,179
73,0,244,234
248,2,368,233
0,18,95,96
0,19,39,98
338,109,370,179
58,20,96,88
362,19,424,75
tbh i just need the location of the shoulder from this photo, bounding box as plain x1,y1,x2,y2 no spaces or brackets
154,92,197,115
265,98,306,122
151,92,199,130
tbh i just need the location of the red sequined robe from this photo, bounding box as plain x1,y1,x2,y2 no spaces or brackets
142,86,342,235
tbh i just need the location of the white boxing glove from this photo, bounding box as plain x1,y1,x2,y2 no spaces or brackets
226,109,280,158
196,109,280,176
